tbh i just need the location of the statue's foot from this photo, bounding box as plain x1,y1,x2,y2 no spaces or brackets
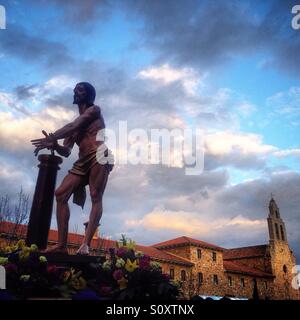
44,245,68,254
77,243,89,255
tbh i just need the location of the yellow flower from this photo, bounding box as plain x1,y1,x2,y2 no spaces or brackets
5,246,12,254
30,244,38,252
71,277,86,291
125,240,136,250
39,256,47,263
118,277,128,290
16,239,26,249
125,259,138,273
20,275,30,282
0,257,8,265
19,247,31,260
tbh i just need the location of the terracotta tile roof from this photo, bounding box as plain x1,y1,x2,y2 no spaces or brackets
0,221,192,266
224,245,269,260
224,260,273,278
152,236,224,251
135,244,193,266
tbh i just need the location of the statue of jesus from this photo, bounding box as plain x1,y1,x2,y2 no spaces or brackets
31,82,114,255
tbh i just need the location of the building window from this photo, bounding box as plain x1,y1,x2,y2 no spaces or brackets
228,276,233,287
181,270,186,281
170,268,174,280
264,281,268,290
213,275,219,285
212,252,217,262
280,225,285,241
275,223,280,240
197,249,202,259
241,278,245,287
198,272,203,286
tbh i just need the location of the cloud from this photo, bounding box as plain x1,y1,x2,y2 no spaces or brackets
0,25,74,69
50,0,113,27
0,106,76,153
138,64,203,95
125,206,266,237
123,0,300,76
267,86,300,118
204,131,277,170
274,149,300,159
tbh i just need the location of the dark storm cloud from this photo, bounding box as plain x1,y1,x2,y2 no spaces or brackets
214,170,300,259
53,0,113,25
123,0,300,76
14,85,37,100
0,25,73,68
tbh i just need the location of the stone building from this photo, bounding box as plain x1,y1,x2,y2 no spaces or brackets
0,197,299,300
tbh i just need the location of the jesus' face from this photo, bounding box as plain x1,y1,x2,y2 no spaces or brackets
73,84,87,105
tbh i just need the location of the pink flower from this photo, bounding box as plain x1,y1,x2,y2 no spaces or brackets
163,273,170,281
113,269,123,281
5,263,18,273
139,255,150,270
47,265,58,273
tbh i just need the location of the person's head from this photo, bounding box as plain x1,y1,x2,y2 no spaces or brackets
73,82,96,106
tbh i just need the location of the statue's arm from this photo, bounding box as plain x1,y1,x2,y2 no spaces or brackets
52,105,100,140
54,136,74,157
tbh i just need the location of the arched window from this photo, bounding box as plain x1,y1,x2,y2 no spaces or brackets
275,223,280,240
280,225,285,241
198,272,203,286
170,268,175,279
283,265,288,273
181,270,186,281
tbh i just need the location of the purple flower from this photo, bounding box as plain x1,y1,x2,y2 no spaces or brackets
113,269,123,280
4,263,18,273
139,255,150,270
116,247,127,258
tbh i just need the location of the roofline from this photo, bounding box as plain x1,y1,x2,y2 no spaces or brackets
226,244,268,251
153,242,224,252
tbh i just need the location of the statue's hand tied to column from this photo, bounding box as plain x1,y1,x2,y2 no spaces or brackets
32,130,58,156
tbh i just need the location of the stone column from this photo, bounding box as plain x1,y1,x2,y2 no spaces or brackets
26,154,62,249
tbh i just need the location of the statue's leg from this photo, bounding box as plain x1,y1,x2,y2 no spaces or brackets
78,164,109,254
46,173,83,253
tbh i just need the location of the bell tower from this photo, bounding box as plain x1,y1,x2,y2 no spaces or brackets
267,195,287,242
266,196,299,299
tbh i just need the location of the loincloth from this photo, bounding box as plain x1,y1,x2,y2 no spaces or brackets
69,144,114,208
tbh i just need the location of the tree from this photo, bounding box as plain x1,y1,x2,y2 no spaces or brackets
0,187,30,243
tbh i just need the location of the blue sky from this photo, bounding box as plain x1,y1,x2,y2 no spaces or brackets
0,0,300,259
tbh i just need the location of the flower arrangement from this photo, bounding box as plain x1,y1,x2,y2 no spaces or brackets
87,235,180,300
0,240,87,299
0,236,180,300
